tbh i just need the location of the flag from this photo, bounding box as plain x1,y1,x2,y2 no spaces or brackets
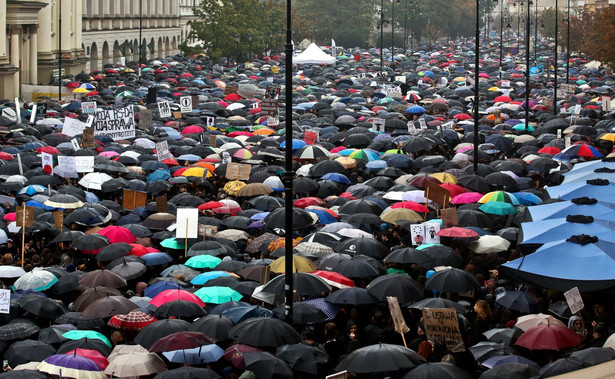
119,41,127,56
148,41,154,54
331,39,337,58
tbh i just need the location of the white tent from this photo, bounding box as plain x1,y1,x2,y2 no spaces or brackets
293,43,336,65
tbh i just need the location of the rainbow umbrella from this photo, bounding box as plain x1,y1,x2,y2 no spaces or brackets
478,191,520,205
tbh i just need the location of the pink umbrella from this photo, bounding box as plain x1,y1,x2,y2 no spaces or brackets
98,226,136,244
181,125,205,135
99,151,119,157
451,192,483,204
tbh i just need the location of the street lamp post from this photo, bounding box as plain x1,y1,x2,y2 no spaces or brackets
379,0,384,75
138,0,143,77
525,0,531,132
553,0,558,115
392,0,400,61
474,0,480,175
495,0,503,78
235,34,240,67
565,0,570,84
534,0,538,63
58,0,62,100
248,33,253,62
403,0,408,53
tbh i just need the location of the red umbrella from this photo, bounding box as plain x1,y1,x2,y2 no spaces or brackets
64,348,109,370
313,270,355,289
223,344,263,369
180,73,194,78
439,183,467,198
172,167,189,177
537,146,561,155
181,125,205,135
65,82,80,88
494,95,512,103
199,201,224,211
436,227,480,238
3,213,16,221
515,322,583,351
224,93,242,101
294,197,323,209
391,201,429,213
149,331,215,352
108,310,158,331
129,244,149,257
453,113,472,120
150,289,205,308
161,158,180,167
0,152,13,160
36,146,62,155
98,226,136,244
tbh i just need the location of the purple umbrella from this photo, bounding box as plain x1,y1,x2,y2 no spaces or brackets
37,353,106,379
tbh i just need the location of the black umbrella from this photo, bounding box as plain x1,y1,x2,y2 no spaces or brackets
482,327,524,346
403,362,473,379
37,325,73,345
48,271,83,296
333,258,381,279
228,317,302,348
424,268,480,293
293,177,319,194
338,199,382,215
276,342,328,375
72,234,110,251
51,230,85,243
263,207,316,231
249,195,284,211
335,237,389,258
55,312,105,330
73,286,121,312
273,302,328,324
408,298,470,314
457,210,492,228
260,273,331,297
308,160,346,177
479,362,540,379
153,300,206,319
152,367,221,379
537,357,584,378
19,294,67,320
458,174,491,193
569,347,615,366
243,351,293,379
189,314,234,341
469,341,514,362
4,339,56,368
367,274,424,305
95,242,133,262
57,337,112,356
325,287,379,305
109,259,146,281
124,224,153,237
134,319,191,349
78,269,127,288
495,291,541,313
335,343,425,374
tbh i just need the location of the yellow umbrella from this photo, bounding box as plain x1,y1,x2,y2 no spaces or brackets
223,180,246,196
453,77,466,82
429,172,459,184
269,255,317,273
380,208,423,224
181,167,207,177
600,133,615,142
72,88,90,93
488,86,500,92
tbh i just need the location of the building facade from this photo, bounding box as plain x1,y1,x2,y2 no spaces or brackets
0,0,189,100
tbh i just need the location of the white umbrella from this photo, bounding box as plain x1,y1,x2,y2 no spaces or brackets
0,265,25,278
0,228,8,244
296,163,313,177
337,228,374,239
78,172,113,190
37,118,63,125
216,229,249,241
469,235,511,254
5,175,27,184
12,268,57,291
515,313,566,331
104,352,166,377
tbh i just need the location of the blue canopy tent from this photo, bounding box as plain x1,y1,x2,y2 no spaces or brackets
527,199,615,221
546,180,615,200
519,217,615,245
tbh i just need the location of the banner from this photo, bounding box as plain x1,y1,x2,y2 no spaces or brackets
422,308,465,352
92,106,135,140
20,84,72,102
176,208,199,239
62,117,87,137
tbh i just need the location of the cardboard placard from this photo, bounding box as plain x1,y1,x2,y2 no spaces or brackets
157,101,172,118
81,128,95,148
225,162,252,180
422,308,465,352
156,194,168,213
139,109,153,129
441,208,458,227
179,96,193,113
198,224,218,237
62,117,87,137
424,221,441,244
260,98,279,117
425,181,450,207
55,156,78,178
564,287,584,314
304,130,319,145
387,296,410,334
224,85,238,95
53,211,64,229
176,208,199,239
395,75,407,83
81,101,97,114
92,106,136,140
0,289,10,314
209,134,217,147
122,189,147,210
16,206,34,227
372,117,386,133
156,140,173,161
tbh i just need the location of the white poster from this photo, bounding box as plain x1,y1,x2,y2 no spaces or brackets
158,101,172,118
41,152,53,173
424,222,441,244
206,116,215,127
71,138,81,151
92,106,136,140
56,156,78,178
81,101,97,114
75,156,95,173
62,117,87,137
408,121,417,134
156,140,173,161
0,289,10,314
176,208,199,239
179,96,193,113
419,118,428,130
372,117,386,133
564,287,584,314
410,224,425,246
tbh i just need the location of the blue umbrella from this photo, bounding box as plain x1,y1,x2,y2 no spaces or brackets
382,154,413,168
219,304,275,323
513,192,543,206
144,281,183,298
280,139,307,150
307,209,337,224
161,264,191,277
500,235,615,292
250,212,270,221
18,185,46,196
177,154,202,162
141,252,174,266
302,298,340,320
321,173,351,184
84,191,99,203
520,217,615,245
25,200,56,211
117,213,142,225
162,127,183,140
147,169,171,183
365,160,388,172
406,105,426,114
190,271,231,285
162,344,225,364
547,181,615,201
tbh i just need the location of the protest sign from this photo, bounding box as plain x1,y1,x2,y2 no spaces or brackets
81,101,97,114
206,116,215,127
139,109,153,129
157,101,172,118
387,297,410,340
71,139,81,151
53,211,64,229
372,118,386,133
156,140,173,161
238,83,257,99
0,289,10,314
62,117,87,137
29,104,37,123
266,117,279,127
156,194,168,213
410,224,425,246
55,156,78,178
224,85,238,95
179,96,193,113
226,163,251,181
36,103,46,116
75,156,95,173
441,208,459,227
425,181,450,208
419,118,428,130
198,224,218,238
92,106,135,140
564,287,584,314
81,128,95,148
260,98,279,117
602,96,612,112
304,130,319,145
422,308,465,352
176,208,199,239
16,206,34,228
424,222,441,244
122,189,147,210
173,111,182,119
41,152,53,174
407,121,417,134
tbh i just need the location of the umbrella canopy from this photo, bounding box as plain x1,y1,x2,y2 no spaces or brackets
335,343,425,374
36,354,106,379
515,322,583,350
227,317,302,348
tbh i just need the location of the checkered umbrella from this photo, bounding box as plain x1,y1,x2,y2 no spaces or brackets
108,310,158,331
0,318,40,341
295,242,335,257
56,312,106,330
302,298,340,321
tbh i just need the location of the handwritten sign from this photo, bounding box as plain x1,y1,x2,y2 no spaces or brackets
75,156,95,173
81,101,97,114
564,287,584,314
16,206,34,228
419,118,428,130
0,289,10,314
41,152,53,174
54,211,64,229
156,140,173,162
441,207,458,227
81,128,95,148
225,162,251,181
92,106,135,140
55,156,78,178
139,109,153,129
62,117,87,137
408,121,417,134
422,308,465,352
156,194,168,213
158,100,172,118
387,297,410,334
372,118,386,133
198,224,218,237
260,98,279,117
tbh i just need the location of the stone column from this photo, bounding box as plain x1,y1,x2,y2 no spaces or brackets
29,25,38,84
9,25,21,95
0,0,7,64
37,0,53,62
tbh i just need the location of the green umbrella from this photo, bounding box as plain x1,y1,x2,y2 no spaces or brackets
512,123,535,132
62,330,112,347
160,238,187,250
194,286,243,304
479,201,517,215
185,255,222,269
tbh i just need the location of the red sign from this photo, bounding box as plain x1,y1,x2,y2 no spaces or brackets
304,131,318,145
